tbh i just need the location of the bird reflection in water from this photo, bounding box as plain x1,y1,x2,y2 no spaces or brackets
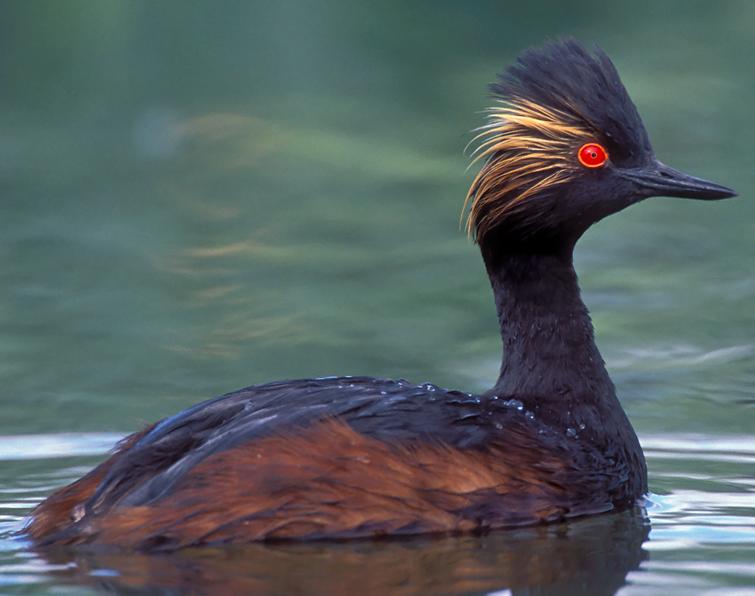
38,508,648,595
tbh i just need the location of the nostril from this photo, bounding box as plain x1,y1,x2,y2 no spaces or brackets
659,169,672,179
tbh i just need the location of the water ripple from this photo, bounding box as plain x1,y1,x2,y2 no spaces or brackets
0,434,122,461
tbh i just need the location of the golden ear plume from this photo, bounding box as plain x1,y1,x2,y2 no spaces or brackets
463,98,590,241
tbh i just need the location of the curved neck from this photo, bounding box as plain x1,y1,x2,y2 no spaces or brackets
483,246,615,405
479,237,647,495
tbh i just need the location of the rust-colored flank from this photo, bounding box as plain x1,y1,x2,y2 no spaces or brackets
26,425,155,542
29,418,617,550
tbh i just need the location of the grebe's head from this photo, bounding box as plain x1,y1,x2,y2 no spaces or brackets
466,39,735,251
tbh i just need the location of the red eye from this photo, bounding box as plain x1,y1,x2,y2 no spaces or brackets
578,142,609,168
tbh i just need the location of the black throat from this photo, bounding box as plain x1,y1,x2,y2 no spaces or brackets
483,243,613,405
479,237,644,480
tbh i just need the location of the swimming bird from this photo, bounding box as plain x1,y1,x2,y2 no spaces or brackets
26,39,735,551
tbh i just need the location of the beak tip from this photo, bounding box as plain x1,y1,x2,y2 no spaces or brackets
711,185,737,200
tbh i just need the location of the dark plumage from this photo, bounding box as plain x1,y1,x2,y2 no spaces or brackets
26,39,735,550
494,39,651,163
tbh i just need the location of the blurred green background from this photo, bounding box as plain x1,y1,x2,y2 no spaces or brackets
0,0,751,438
0,3,753,594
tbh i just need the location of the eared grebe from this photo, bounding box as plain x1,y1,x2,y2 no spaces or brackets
27,40,735,551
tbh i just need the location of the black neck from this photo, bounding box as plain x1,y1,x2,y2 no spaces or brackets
478,235,647,495
483,246,614,404
480,240,643,456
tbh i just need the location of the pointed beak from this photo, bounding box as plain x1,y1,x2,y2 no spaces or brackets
620,160,736,201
